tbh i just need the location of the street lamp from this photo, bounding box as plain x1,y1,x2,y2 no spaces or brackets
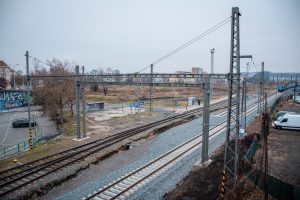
11,64,19,90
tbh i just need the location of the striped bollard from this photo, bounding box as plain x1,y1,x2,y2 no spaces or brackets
29,128,33,150
220,170,226,198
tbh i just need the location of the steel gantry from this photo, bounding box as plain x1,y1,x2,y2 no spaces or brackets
221,7,241,199
31,72,232,151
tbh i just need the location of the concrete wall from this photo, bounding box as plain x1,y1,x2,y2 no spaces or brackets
0,90,28,110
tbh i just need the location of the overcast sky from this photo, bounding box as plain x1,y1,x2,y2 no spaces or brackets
0,0,299,74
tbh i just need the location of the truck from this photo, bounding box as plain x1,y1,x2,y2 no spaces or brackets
272,113,300,130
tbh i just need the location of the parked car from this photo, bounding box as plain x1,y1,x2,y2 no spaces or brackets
272,114,300,130
12,118,37,128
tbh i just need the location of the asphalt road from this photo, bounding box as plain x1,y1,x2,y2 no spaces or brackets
0,108,58,148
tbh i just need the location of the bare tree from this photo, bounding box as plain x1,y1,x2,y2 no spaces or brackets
14,71,26,87
0,77,8,90
34,58,75,125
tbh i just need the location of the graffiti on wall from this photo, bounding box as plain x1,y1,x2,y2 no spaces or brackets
0,90,28,110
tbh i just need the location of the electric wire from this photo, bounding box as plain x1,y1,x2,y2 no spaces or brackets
137,16,232,73
30,17,231,74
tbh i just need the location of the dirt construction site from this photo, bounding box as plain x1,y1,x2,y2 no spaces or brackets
165,97,300,200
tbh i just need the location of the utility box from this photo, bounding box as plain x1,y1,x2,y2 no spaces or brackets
86,102,104,112
188,97,196,106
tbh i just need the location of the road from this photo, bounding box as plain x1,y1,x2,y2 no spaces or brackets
0,108,58,148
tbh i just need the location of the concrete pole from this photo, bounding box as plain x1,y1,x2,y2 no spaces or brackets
201,74,210,163
244,62,249,131
240,79,246,137
261,62,265,111
82,66,86,138
210,48,215,74
244,79,247,131
150,64,153,112
25,51,32,134
241,79,244,127
210,48,215,102
75,65,81,139
257,84,260,115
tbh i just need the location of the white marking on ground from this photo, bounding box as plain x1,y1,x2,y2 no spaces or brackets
90,107,145,122
1,114,15,144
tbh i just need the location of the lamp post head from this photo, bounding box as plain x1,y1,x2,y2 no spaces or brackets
210,48,215,54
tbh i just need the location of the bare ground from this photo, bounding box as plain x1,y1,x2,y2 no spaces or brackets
164,99,300,200
164,145,225,200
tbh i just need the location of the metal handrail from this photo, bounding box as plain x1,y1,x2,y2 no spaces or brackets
0,135,42,159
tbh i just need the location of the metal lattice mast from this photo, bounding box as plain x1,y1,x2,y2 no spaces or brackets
221,7,241,199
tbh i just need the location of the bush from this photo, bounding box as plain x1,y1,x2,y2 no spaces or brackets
90,84,99,92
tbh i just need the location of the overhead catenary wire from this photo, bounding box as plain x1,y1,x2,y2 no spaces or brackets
137,16,232,73
30,16,231,74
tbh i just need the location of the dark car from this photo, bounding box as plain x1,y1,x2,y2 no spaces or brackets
12,119,37,128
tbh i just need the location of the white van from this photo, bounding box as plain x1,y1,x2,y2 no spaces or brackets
272,114,300,130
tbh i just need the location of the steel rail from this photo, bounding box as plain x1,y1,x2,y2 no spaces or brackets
0,100,228,197
83,94,264,200
84,120,227,200
83,93,276,200
0,99,227,180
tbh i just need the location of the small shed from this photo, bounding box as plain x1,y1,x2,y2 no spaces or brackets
86,102,104,112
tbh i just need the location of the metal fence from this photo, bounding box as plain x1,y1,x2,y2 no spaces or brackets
0,135,42,159
248,170,300,200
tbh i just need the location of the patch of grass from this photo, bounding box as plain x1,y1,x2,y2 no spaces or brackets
33,137,62,152
57,113,76,136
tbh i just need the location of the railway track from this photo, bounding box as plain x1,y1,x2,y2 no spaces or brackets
0,91,277,198
83,94,272,200
0,99,228,198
